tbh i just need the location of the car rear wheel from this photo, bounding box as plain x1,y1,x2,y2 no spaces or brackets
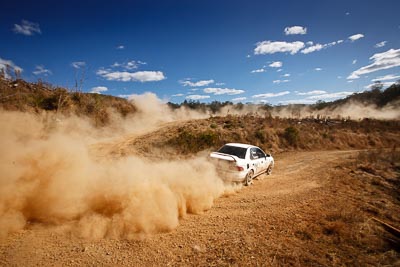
244,171,253,186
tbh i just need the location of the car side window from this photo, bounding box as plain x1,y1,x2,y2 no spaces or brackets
250,148,258,160
256,148,265,158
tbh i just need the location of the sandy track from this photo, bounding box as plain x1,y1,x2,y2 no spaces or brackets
0,149,360,266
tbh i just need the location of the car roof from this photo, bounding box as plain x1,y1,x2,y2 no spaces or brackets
224,143,256,149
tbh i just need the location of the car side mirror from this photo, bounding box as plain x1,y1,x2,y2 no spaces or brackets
265,154,271,157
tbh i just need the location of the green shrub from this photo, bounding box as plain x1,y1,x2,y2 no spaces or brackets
284,126,299,146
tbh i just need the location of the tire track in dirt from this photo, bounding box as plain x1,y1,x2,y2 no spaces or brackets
0,148,358,266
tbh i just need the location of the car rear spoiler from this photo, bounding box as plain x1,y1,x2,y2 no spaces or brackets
210,152,237,162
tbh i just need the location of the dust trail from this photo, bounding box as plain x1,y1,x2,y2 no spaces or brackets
0,110,227,239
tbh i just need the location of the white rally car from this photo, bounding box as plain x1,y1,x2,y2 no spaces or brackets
210,143,274,186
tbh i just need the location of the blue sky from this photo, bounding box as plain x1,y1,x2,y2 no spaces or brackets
1,0,400,104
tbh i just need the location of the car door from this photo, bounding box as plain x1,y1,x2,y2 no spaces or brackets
249,148,266,175
255,148,268,174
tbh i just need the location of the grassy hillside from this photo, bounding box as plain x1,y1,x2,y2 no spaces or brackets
119,115,400,158
0,78,136,126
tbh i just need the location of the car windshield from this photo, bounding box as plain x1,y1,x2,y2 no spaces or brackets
217,145,247,159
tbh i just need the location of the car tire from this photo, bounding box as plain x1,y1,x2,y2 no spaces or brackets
266,164,273,175
244,170,253,186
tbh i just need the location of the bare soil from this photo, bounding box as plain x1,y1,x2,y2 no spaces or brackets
1,147,399,266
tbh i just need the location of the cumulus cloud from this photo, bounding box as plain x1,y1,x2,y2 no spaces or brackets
269,61,282,68
180,79,214,87
71,61,86,69
186,95,210,100
231,97,247,102
0,57,23,78
203,87,245,95
90,86,108,94
251,68,265,73
273,79,290,84
374,41,387,48
352,59,357,64
347,48,400,79
13,20,41,36
97,69,166,82
348,34,364,42
315,68,322,71
284,26,307,35
371,74,400,82
254,41,305,55
282,73,290,77
296,90,327,96
252,91,290,98
33,65,52,76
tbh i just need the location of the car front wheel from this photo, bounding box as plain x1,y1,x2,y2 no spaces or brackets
266,163,273,175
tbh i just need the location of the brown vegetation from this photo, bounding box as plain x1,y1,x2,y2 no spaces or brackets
0,78,136,126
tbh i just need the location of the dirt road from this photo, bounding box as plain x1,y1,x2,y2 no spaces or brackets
2,149,385,266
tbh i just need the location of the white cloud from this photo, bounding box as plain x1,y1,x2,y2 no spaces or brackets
116,45,125,49
172,93,184,97
374,41,387,48
0,57,23,78
296,90,327,96
346,12,350,15
111,60,146,70
90,86,108,94
347,48,400,79
307,91,353,100
186,95,210,100
372,74,400,82
231,97,247,102
348,33,364,42
13,20,41,36
33,65,52,76
273,79,290,84
284,26,307,35
269,61,282,68
246,54,251,58
71,61,86,69
352,59,357,64
364,82,395,90
254,41,305,55
306,41,314,46
251,68,266,73
203,87,245,95
215,82,225,86
301,43,324,54
282,73,290,77
180,79,214,87
279,99,316,105
315,68,322,71
97,69,166,82
252,91,290,98
277,69,283,72
300,40,341,54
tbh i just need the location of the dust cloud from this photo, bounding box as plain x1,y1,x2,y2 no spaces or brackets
0,101,229,239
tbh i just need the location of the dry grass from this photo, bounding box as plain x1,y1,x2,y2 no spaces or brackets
131,115,400,157
0,79,136,126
